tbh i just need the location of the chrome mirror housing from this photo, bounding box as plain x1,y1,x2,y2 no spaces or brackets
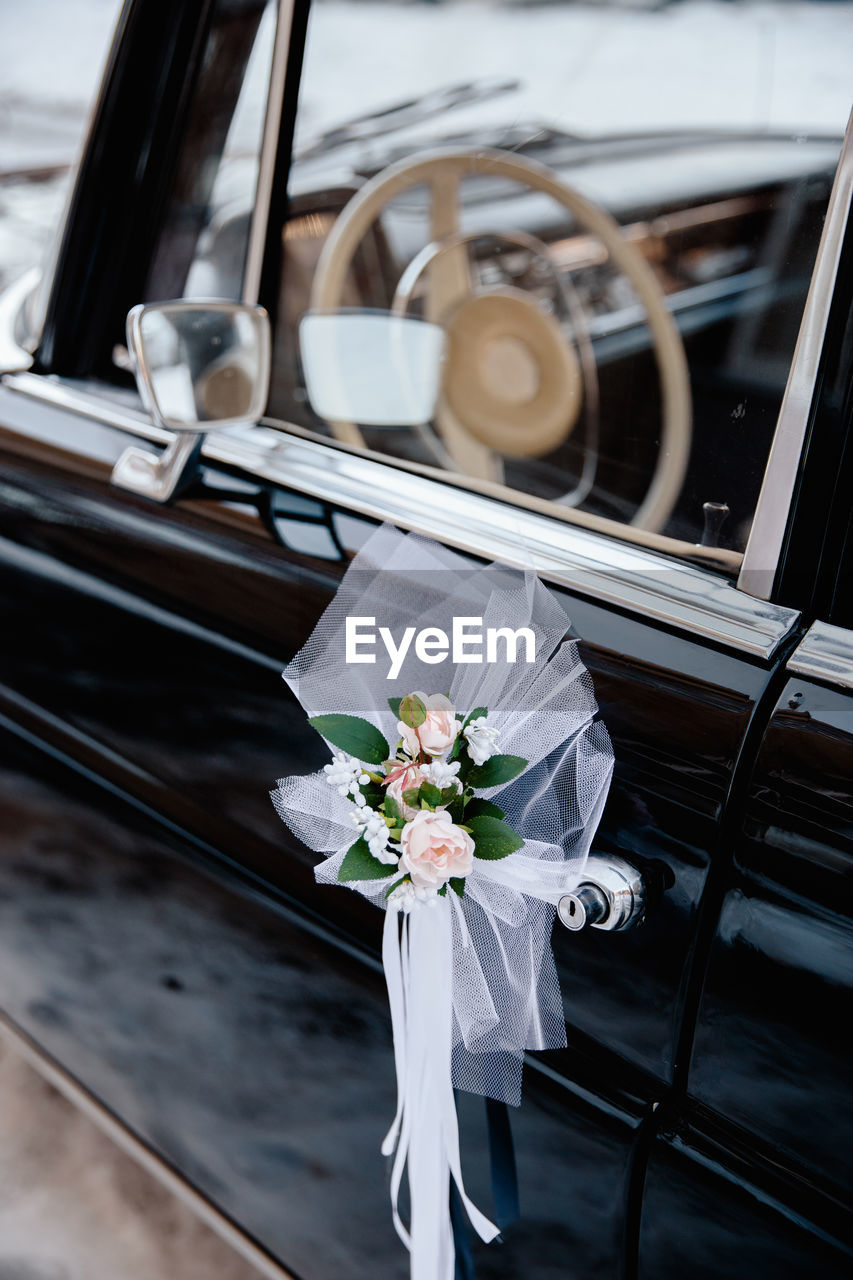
111,300,271,502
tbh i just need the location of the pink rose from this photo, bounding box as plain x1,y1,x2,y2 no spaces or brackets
400,809,475,889
398,692,461,758
384,761,422,820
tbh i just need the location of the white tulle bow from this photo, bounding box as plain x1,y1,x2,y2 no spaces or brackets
271,525,614,1279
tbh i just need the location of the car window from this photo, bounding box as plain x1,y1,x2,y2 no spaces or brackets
0,0,123,301
267,0,853,563
142,0,279,306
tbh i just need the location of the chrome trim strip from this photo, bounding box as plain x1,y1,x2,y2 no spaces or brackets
1,372,800,659
787,620,853,690
0,1010,295,1280
739,110,853,601
243,0,297,306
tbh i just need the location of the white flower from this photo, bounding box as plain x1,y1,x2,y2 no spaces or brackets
323,751,365,800
386,880,417,912
386,879,439,913
419,759,461,792
349,804,399,865
463,717,500,766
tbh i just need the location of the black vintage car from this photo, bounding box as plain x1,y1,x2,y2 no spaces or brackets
1,0,852,1277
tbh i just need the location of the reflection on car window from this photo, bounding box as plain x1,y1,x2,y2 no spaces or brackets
271,0,853,562
143,0,278,306
0,0,123,295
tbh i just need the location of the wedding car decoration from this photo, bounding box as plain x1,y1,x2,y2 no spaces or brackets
272,525,614,1280
317,690,528,910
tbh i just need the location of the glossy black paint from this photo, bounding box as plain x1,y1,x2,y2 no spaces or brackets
0,382,809,1276
0,726,652,1280
639,1125,852,1280
685,677,853,1223
633,672,853,1276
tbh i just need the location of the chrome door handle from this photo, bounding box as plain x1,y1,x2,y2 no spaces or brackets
557,854,645,932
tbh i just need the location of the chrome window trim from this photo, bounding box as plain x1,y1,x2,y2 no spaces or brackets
787,621,853,690
739,109,853,601
1,371,799,659
243,0,297,305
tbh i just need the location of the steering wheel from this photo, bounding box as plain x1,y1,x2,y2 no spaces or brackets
309,148,691,533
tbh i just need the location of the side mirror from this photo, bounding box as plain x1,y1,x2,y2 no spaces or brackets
111,300,271,502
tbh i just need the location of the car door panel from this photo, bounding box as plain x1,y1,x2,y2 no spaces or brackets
1,385,777,1082
0,702,647,1280
693,667,853,1181
0,377,800,1276
639,1130,852,1280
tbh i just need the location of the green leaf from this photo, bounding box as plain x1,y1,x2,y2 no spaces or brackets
464,797,505,820
447,796,466,823
360,783,384,809
439,785,460,806
339,836,395,881
449,877,466,899
384,793,402,824
467,754,528,790
388,697,402,719
462,706,488,728
402,787,421,807
468,814,524,860
419,781,442,808
437,884,447,897
308,715,390,765
384,874,409,898
399,693,427,729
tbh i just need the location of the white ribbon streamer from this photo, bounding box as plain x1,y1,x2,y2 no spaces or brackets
381,904,501,1279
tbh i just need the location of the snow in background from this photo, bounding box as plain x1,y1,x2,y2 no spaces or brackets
1,0,852,289
296,0,853,146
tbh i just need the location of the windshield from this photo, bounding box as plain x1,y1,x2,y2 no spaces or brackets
293,1,853,156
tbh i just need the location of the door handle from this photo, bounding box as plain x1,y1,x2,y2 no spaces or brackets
557,854,645,932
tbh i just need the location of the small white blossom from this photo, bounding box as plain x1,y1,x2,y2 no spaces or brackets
323,752,366,801
387,880,417,912
350,805,399,864
463,717,501,766
419,759,462,792
386,879,439,912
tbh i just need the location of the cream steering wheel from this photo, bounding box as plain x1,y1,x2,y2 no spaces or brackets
309,148,691,532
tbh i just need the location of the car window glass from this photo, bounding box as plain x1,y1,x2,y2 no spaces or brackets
142,0,278,306
0,0,123,297
271,0,853,563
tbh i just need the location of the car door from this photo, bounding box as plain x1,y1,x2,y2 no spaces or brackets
0,2,849,1278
